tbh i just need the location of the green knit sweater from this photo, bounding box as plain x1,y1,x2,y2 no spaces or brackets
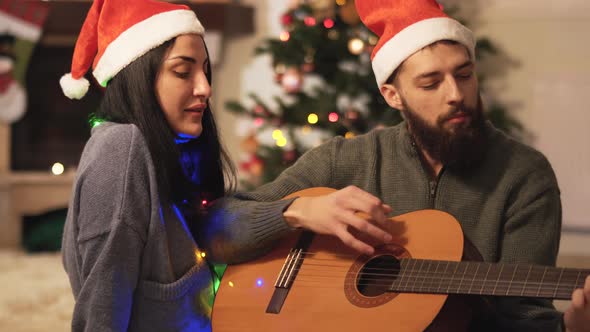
202,121,563,331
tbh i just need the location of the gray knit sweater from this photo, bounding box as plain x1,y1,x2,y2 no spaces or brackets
204,121,563,331
62,122,215,331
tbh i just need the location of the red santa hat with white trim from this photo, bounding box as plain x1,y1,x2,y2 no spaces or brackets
60,0,204,100
355,0,476,88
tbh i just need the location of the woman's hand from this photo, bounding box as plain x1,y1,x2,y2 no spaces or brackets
283,185,392,255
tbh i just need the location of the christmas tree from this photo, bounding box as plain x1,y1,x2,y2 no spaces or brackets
226,0,521,189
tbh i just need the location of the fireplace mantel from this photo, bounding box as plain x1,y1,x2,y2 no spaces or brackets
39,0,254,46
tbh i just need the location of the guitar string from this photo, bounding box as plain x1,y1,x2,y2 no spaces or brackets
269,257,588,291
260,278,578,297
290,283,576,297
297,261,589,278
291,252,590,276
289,273,583,294
290,278,578,291
279,282,576,298
292,265,586,288
276,270,582,295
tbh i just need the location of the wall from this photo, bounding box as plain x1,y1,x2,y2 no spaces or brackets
213,0,285,162
453,0,590,232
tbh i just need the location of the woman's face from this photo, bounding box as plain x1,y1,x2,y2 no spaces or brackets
155,34,211,140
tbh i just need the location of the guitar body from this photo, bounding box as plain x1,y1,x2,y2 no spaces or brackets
212,188,474,332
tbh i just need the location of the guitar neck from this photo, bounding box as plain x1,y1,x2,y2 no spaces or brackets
389,259,590,300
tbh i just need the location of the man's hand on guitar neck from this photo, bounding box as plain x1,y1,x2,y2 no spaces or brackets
564,276,590,332
282,186,392,255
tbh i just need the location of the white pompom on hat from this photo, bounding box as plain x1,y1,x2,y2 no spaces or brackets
60,0,205,100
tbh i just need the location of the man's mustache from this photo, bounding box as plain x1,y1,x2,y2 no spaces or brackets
437,106,473,124
437,95,484,125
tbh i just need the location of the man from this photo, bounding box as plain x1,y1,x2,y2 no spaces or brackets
200,0,590,330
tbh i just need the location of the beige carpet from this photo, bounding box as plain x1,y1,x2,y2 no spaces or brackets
0,250,587,330
0,250,73,332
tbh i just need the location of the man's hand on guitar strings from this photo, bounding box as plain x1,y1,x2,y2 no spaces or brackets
564,276,590,332
283,185,393,255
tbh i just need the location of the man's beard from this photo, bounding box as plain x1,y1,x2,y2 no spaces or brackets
401,94,488,171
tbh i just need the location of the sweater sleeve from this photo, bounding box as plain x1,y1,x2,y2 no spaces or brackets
198,137,341,264
484,156,564,332
64,125,152,332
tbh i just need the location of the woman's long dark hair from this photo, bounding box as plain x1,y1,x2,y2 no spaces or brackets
94,37,236,212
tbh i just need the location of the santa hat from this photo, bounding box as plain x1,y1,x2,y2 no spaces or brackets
356,0,475,88
60,0,204,100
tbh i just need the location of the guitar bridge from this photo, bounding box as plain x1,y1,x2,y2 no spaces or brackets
266,231,314,314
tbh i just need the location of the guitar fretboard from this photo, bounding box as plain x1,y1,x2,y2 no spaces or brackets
388,259,589,300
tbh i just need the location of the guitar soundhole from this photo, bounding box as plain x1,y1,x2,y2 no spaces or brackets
344,243,411,308
357,255,400,297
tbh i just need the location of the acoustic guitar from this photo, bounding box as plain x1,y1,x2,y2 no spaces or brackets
211,187,588,331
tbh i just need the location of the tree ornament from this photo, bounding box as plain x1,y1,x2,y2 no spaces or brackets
241,133,260,155
249,157,264,177
253,104,267,116
281,13,294,26
303,16,316,26
283,149,297,163
239,154,264,185
254,117,264,127
301,62,315,73
281,66,303,94
238,133,265,184
345,110,360,121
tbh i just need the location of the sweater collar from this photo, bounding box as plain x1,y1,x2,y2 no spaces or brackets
90,120,116,136
397,120,417,156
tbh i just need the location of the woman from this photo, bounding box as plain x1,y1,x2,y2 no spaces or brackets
60,0,235,331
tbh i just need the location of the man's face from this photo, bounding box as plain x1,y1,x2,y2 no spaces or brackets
381,41,487,168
